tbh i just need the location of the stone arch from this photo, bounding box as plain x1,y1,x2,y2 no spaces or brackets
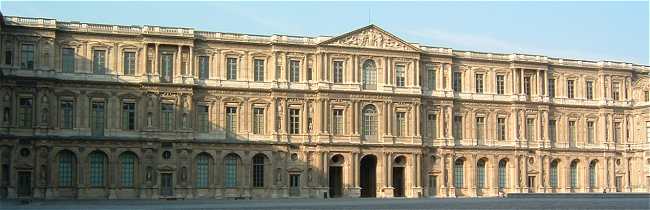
362,59,377,89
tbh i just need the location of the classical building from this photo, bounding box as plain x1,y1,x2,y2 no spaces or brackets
0,15,649,200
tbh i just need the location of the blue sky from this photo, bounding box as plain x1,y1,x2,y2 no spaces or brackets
1,1,648,65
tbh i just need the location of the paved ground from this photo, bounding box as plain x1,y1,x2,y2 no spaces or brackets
1,197,649,210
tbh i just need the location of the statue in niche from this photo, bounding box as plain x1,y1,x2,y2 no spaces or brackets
40,164,47,185
275,168,283,185
41,108,48,124
147,112,153,128
182,113,188,129
146,166,153,182
181,166,187,182
307,168,313,185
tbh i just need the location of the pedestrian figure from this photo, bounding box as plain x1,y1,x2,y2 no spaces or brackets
602,188,607,199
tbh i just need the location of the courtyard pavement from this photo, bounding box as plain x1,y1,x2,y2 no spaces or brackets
0,197,649,210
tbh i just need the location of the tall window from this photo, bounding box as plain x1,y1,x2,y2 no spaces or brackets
476,159,486,188
587,121,595,144
333,61,344,83
475,74,484,93
568,121,576,147
58,151,75,187
427,114,437,138
396,64,406,87
614,122,621,143
122,102,136,130
362,60,377,90
160,54,173,83
288,108,300,134
548,79,555,98
453,116,463,141
89,152,105,187
496,75,505,95
5,50,12,65
92,50,106,74
523,76,531,95
252,154,265,188
362,105,377,138
644,91,649,102
550,160,559,188
396,112,406,136
497,117,506,141
526,118,535,141
90,102,105,136
254,59,264,82
225,107,237,135
586,81,594,100
567,80,575,98
454,159,464,188
476,117,485,144
227,57,237,80
198,56,209,79
612,82,620,100
123,52,136,75
21,44,34,69
332,109,344,135
589,161,597,190
427,64,436,90
161,104,174,131
62,48,75,73
18,98,33,128
120,153,136,187
252,107,264,134
61,100,74,129
196,154,210,188
498,159,507,189
549,120,556,145
198,105,209,133
646,122,650,143
570,161,578,189
224,154,238,187
289,60,300,82
453,72,462,92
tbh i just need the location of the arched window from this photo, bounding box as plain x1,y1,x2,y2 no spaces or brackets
570,160,578,189
362,60,376,90
120,152,137,187
196,153,210,188
454,158,464,188
252,154,266,188
476,159,486,189
89,151,106,187
550,160,559,188
362,105,377,139
58,150,76,187
498,159,507,190
224,154,239,187
589,160,597,190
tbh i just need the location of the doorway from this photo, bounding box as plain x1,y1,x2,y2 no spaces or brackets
17,171,31,197
160,173,173,197
527,176,535,193
615,176,622,192
289,174,300,196
360,155,377,198
428,175,437,197
329,166,343,198
392,166,405,197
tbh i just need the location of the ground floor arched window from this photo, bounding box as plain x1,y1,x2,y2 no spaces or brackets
498,159,507,190
550,160,559,188
454,159,464,188
58,150,76,187
120,152,137,187
224,154,239,187
196,153,211,188
89,151,106,187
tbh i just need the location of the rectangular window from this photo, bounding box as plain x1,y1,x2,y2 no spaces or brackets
427,114,437,138
289,60,300,82
587,121,595,144
161,104,174,131
453,116,463,141
496,75,505,95
198,56,209,80
526,118,535,141
227,58,237,80
453,72,462,92
122,102,136,130
226,107,238,135
549,120,556,145
5,50,12,65
427,64,436,90
160,53,173,83
333,109,344,135
91,102,105,136
567,80,574,99
548,79,555,98
523,76,531,95
252,107,264,134
60,100,74,129
475,74,484,93
586,81,594,100
396,112,406,136
123,52,136,75
644,91,649,102
396,65,406,87
21,44,34,69
333,61,344,83
646,122,650,143
18,98,33,128
289,108,300,134
614,122,621,143
497,117,506,141
93,50,106,74
198,105,209,133
612,82,620,100
62,48,75,73
568,121,576,147
254,59,265,82
476,117,485,144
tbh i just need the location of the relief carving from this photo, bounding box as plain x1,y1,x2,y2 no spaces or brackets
332,27,412,51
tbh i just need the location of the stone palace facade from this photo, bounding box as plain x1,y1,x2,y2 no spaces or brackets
0,15,649,200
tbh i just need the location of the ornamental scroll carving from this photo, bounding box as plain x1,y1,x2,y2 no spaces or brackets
333,28,411,51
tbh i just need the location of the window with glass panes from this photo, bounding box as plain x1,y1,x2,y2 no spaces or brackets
548,79,555,98
498,160,507,189
89,152,105,187
526,118,535,141
289,60,300,82
91,102,105,136
497,117,506,141
362,60,377,90
645,91,649,102
254,59,264,82
453,72,462,92
586,81,594,100
333,61,344,83
396,65,406,87
198,56,209,79
427,114,437,138
646,122,650,143
120,153,135,187
476,117,485,144
453,116,463,140
227,58,237,80
160,53,173,83
614,122,621,143
62,48,75,73
454,159,464,188
252,155,265,187
224,155,238,187
161,104,174,131
289,108,300,134
496,75,505,95
123,52,136,75
427,64,436,90
477,160,485,188
475,74,484,93
587,121,595,144
93,50,106,74
198,105,209,133
21,44,34,69
252,108,264,134
570,161,578,189
362,106,377,137
196,154,209,188
612,82,620,100
549,120,557,144
333,109,344,135
226,107,237,135
61,100,74,129
550,161,558,188
589,161,597,189
122,102,135,130
58,152,74,187
567,80,575,98
523,76,531,95
396,112,406,136
18,98,32,128
568,121,576,147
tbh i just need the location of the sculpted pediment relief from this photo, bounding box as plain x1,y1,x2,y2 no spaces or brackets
319,25,419,52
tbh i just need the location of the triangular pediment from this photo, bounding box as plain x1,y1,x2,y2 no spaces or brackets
319,25,420,52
